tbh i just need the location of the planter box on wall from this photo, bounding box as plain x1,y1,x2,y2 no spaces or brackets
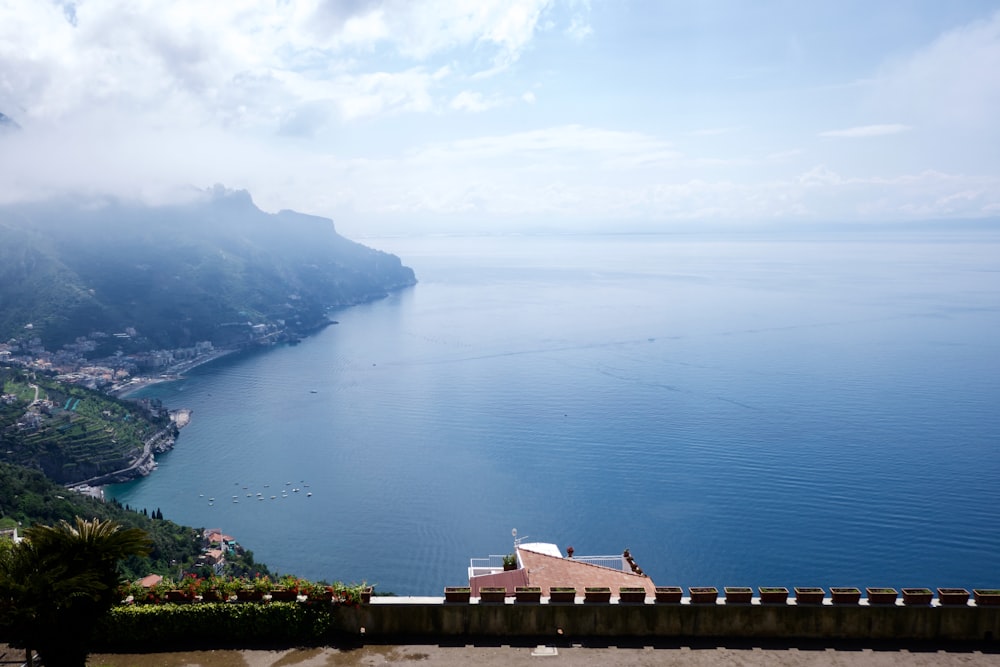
973,589,1000,606
865,588,897,605
479,587,507,603
689,587,718,604
937,588,970,606
584,587,612,604
618,587,647,603
758,587,789,604
269,589,298,602
654,587,683,603
830,588,861,604
794,587,825,605
444,587,471,603
548,587,576,603
724,587,752,604
515,586,541,603
901,588,933,606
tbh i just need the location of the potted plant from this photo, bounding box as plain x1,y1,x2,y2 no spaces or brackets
237,575,271,601
584,586,612,603
901,588,933,606
444,586,471,603
618,586,647,603
270,575,301,601
117,580,145,605
548,586,576,603
724,587,752,604
196,576,225,602
865,587,897,605
794,587,825,604
937,588,970,605
830,587,861,604
973,589,1000,606
689,587,718,604
220,577,244,602
654,586,683,603
502,553,517,571
758,587,788,604
515,586,542,603
298,580,329,602
479,586,507,603
359,585,374,604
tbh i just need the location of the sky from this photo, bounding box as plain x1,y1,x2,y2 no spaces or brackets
1,0,999,236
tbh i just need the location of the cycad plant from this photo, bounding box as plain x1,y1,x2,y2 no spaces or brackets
0,517,150,667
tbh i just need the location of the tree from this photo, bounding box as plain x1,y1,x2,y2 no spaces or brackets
0,517,151,667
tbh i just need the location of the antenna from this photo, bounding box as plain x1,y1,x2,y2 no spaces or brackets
512,528,527,547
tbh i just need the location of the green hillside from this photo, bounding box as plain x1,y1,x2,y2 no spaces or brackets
0,462,206,580
0,189,416,351
1,366,174,485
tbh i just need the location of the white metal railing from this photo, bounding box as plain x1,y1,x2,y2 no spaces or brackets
469,554,509,578
572,554,627,571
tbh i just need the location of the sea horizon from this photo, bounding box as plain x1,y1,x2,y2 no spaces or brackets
109,229,1000,595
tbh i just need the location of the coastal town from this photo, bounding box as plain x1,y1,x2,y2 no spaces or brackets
0,320,291,396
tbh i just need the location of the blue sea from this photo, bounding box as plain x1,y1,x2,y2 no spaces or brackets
109,231,1000,595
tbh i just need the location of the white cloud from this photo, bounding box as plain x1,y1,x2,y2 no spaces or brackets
818,124,913,138
872,10,1000,131
0,2,997,234
450,91,499,112
0,0,556,127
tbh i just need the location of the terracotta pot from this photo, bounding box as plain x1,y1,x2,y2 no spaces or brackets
165,590,192,603
618,588,647,603
655,587,683,603
444,587,471,603
237,590,264,602
794,587,825,605
548,588,576,603
901,588,932,606
479,587,507,603
830,588,861,604
689,587,718,604
865,588,897,605
758,587,789,604
515,587,541,603
584,587,611,604
974,589,1000,606
937,588,969,606
724,587,752,604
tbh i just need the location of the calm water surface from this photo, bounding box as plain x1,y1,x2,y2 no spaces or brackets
110,232,1000,595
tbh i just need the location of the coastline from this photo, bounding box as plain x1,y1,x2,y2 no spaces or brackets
111,347,239,398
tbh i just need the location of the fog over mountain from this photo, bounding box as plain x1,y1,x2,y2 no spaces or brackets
1,3,998,236
0,187,416,352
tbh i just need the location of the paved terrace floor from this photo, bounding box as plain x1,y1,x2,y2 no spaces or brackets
4,641,997,666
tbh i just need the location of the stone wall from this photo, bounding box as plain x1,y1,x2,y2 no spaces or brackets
332,598,1000,643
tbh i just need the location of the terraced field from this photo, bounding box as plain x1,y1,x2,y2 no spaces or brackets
1,367,174,483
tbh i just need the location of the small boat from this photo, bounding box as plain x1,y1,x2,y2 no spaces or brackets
306,492,312,497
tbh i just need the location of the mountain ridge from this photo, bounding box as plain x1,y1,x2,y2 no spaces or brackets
0,188,416,353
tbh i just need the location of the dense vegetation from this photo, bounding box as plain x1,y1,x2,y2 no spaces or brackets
0,462,208,581
0,517,151,667
0,366,173,484
0,188,416,351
